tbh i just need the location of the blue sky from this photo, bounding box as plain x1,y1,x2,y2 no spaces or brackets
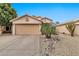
11,3,79,23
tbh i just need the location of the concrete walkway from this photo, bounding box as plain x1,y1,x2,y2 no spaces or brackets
0,35,40,56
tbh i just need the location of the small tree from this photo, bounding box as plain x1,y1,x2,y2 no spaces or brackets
41,23,56,38
65,23,75,36
40,23,57,56
0,3,17,32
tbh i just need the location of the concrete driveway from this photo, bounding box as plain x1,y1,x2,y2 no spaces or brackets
0,35,40,56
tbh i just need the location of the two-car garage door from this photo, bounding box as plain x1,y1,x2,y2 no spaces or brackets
15,24,41,35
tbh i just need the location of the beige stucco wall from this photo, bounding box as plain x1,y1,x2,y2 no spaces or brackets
13,16,41,24
74,24,79,35
15,24,41,35
56,25,70,34
12,24,15,35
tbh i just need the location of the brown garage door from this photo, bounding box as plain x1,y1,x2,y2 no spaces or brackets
15,24,41,35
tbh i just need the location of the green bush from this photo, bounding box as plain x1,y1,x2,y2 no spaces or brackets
41,23,56,38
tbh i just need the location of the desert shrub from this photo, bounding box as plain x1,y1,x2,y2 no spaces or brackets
41,23,56,38
65,23,75,36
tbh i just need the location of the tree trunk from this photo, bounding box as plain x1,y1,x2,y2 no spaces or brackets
71,33,74,37
46,34,51,39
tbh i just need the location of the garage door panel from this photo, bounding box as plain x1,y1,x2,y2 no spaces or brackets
15,24,41,35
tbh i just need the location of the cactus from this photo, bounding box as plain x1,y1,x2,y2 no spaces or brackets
65,23,75,36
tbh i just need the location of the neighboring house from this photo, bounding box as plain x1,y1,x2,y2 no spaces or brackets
10,14,52,35
56,19,79,35
32,16,52,23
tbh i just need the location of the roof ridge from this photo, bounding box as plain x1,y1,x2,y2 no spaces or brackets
10,14,43,23
10,14,52,23
56,17,79,26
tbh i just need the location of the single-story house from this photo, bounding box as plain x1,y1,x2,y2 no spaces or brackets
56,18,79,35
10,14,52,35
